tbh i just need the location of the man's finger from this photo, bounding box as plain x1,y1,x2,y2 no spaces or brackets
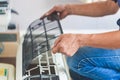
59,11,67,19
40,7,57,19
54,35,63,47
40,14,47,19
47,7,57,15
52,43,60,54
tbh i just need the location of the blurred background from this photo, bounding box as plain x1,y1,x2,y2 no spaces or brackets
10,0,120,36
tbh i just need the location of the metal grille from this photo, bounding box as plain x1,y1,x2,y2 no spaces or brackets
22,12,64,80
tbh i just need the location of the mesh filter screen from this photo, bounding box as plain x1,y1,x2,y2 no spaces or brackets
22,12,63,80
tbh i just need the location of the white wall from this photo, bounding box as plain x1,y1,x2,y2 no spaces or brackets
10,0,120,36
61,10,120,34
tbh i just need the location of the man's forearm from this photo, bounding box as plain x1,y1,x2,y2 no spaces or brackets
81,31,120,49
67,0,119,17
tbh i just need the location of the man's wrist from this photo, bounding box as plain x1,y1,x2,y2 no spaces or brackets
77,34,93,47
65,4,73,15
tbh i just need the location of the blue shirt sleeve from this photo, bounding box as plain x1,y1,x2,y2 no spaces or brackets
118,0,120,7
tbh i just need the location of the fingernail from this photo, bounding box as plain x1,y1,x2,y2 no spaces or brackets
52,48,55,53
45,13,49,16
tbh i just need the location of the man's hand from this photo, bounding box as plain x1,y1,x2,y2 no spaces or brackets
52,34,83,56
40,4,71,19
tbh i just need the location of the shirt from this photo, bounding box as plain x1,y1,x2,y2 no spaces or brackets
118,0,120,7
113,0,120,7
